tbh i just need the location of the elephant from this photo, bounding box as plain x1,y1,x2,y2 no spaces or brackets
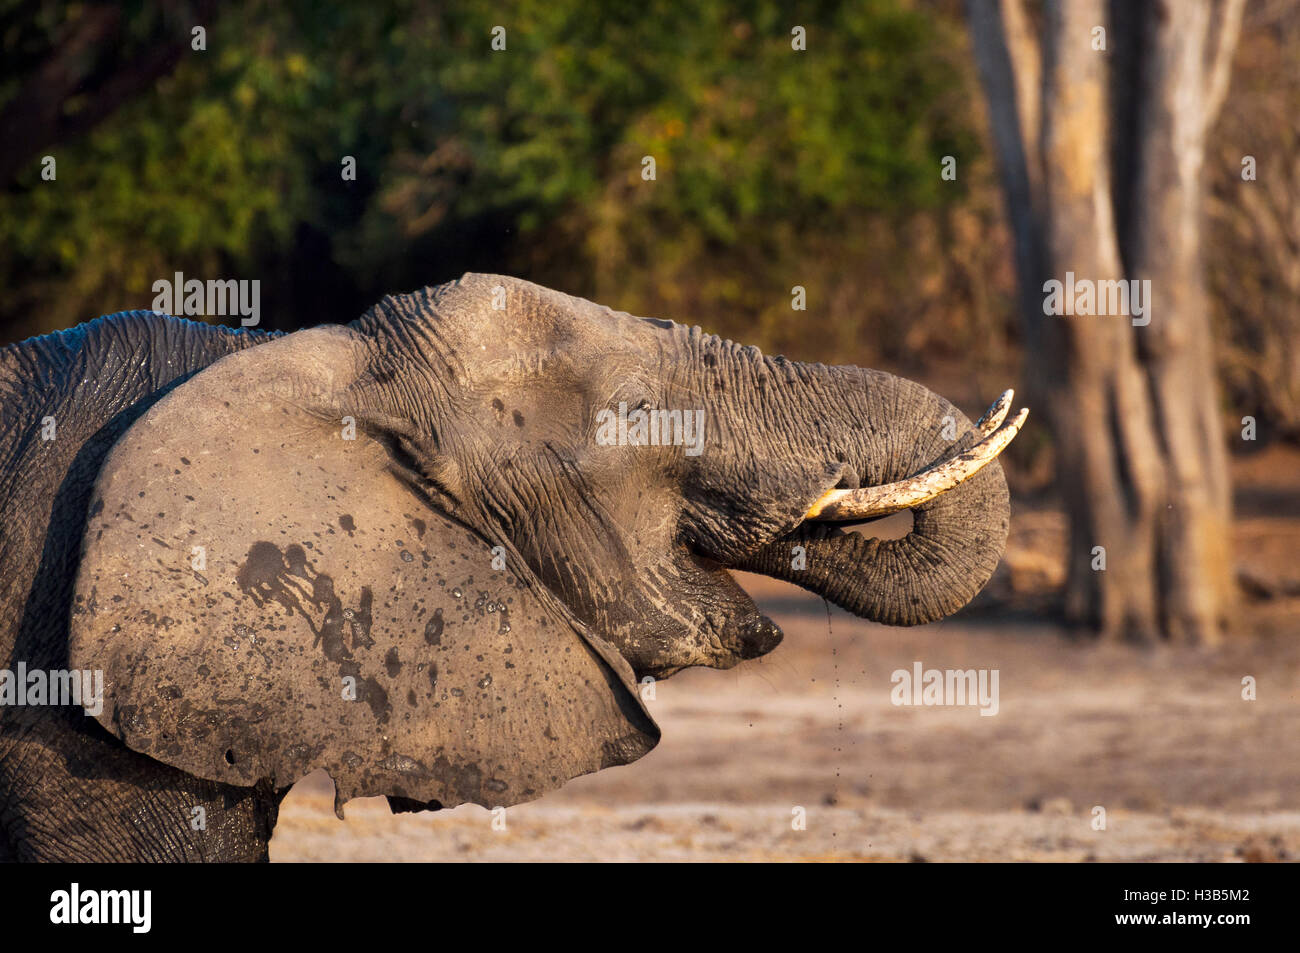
0,274,1024,861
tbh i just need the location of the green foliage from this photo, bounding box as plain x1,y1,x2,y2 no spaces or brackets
0,0,983,354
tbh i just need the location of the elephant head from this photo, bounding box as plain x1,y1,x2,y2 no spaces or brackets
69,274,1023,814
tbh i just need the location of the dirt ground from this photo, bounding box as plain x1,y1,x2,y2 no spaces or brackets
270,445,1300,862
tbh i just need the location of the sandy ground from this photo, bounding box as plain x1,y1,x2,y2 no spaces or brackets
270,446,1300,861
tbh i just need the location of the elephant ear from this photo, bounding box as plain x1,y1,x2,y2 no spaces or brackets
68,326,657,815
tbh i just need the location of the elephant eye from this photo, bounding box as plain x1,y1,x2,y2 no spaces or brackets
605,380,658,415
608,393,652,414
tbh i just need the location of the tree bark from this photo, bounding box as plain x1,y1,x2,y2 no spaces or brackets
967,0,1244,643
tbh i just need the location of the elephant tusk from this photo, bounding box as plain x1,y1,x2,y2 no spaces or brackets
975,389,1014,436
805,400,1029,522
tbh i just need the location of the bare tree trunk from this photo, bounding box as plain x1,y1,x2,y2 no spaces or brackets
1127,0,1240,643
1039,0,1165,641
967,0,1244,643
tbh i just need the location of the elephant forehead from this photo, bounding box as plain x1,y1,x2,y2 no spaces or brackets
431,273,678,354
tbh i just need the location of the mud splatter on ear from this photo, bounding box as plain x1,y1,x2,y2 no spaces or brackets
69,328,657,813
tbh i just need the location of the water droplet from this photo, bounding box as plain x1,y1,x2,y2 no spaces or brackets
451,588,462,599
477,673,493,689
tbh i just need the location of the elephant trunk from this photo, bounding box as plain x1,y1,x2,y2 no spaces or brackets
736,366,1012,626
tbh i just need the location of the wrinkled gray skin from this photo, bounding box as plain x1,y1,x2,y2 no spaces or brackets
0,275,1008,861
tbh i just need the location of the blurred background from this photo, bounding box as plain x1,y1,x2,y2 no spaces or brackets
2,0,1297,859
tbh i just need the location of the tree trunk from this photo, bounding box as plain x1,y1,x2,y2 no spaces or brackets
967,0,1245,643
1126,0,1239,643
